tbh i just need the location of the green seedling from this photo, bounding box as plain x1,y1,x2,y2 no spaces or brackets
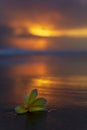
15,89,47,114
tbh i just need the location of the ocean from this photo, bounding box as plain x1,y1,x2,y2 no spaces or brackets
0,53,87,130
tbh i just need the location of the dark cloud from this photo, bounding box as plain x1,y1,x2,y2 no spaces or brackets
0,24,47,49
1,0,87,29
0,25,13,36
14,28,43,38
15,33,44,39
0,25,14,48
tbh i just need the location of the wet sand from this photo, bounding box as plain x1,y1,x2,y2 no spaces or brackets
0,55,87,130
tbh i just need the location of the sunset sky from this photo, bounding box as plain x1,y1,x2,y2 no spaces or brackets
0,0,87,51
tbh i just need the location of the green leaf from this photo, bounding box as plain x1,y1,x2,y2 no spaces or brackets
15,106,28,114
15,89,47,114
26,89,38,106
24,92,28,105
31,98,47,106
29,105,47,112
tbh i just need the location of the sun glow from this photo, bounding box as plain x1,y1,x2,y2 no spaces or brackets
12,21,87,38
29,25,54,37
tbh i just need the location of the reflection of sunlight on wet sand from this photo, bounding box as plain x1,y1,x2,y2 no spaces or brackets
32,78,55,87
11,63,47,76
8,59,87,107
29,76,87,107
9,62,48,104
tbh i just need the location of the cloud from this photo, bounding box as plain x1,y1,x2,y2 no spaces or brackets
0,25,13,36
0,25,14,48
0,24,48,49
0,0,87,50
1,0,87,29
13,27,43,38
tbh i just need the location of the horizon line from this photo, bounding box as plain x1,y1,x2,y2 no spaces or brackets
0,48,87,56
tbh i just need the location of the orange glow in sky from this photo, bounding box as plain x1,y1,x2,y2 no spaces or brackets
11,21,87,38
29,25,87,37
10,37,48,50
8,21,87,51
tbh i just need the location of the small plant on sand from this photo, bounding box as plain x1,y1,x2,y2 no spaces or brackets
15,89,47,114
